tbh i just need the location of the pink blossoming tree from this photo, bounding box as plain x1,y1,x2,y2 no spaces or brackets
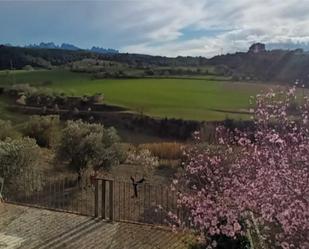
173,87,309,248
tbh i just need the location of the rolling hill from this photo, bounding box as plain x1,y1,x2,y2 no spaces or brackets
1,43,309,85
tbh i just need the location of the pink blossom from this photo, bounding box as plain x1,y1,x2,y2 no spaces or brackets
171,87,309,248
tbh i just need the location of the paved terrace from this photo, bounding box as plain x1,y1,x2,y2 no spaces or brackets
0,204,193,249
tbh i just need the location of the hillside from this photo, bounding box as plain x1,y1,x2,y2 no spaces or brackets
1,44,309,85
209,49,309,85
0,45,209,69
0,45,98,69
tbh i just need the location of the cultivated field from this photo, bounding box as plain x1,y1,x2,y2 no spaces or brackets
0,69,271,121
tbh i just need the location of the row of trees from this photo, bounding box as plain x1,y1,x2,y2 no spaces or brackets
5,83,104,108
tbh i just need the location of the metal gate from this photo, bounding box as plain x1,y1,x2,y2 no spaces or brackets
94,178,182,226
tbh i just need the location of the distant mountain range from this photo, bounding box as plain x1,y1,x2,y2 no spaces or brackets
20,42,119,54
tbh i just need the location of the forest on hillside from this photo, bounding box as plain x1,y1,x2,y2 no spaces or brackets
1,44,309,85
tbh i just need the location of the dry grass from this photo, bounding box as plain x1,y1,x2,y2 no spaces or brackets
139,142,184,160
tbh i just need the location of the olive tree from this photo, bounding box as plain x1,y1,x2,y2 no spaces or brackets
0,137,42,194
23,115,61,148
56,120,125,176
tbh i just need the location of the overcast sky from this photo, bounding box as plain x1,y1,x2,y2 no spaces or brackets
1,0,309,57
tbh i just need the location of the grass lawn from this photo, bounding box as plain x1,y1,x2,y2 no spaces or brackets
0,69,270,121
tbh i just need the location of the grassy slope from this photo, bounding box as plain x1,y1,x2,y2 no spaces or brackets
0,70,268,121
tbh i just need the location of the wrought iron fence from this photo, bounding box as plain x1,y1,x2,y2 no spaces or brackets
1,170,184,226
2,170,95,216
0,170,262,248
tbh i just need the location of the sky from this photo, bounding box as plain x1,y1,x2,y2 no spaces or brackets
1,0,309,57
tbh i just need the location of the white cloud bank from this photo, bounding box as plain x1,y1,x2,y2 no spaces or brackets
1,0,309,57
121,0,309,57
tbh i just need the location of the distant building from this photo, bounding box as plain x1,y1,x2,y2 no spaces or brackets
248,43,266,53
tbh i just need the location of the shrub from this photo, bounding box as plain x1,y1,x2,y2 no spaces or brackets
91,93,104,103
6,84,63,107
29,88,58,106
0,137,42,194
0,119,20,141
56,120,124,175
139,142,184,160
34,87,56,97
102,127,120,146
16,95,27,105
125,148,159,175
23,65,34,71
23,115,61,148
5,83,37,96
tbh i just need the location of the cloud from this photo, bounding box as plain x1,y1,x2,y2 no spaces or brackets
0,0,309,57
124,0,309,57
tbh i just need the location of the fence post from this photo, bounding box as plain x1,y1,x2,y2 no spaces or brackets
94,179,99,217
101,180,106,219
109,180,114,221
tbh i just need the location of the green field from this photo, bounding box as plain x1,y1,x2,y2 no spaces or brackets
0,70,269,121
